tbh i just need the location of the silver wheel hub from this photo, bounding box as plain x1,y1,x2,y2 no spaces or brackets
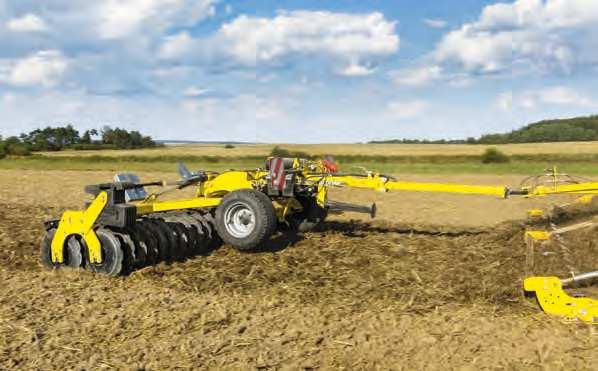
224,202,256,238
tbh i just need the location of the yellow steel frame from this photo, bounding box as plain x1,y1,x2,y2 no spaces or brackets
51,191,108,264
136,197,222,214
524,277,597,323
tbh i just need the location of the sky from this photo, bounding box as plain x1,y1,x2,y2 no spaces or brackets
0,0,597,143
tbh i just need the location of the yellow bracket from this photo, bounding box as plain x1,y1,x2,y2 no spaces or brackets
524,277,598,323
527,209,544,218
51,191,108,264
525,230,551,242
575,195,595,205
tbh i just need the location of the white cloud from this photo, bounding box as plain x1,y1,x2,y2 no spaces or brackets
6,13,48,32
386,100,428,120
496,91,513,111
390,65,442,86
96,0,217,39
183,86,209,97
435,0,598,74
0,1,217,44
423,18,446,28
338,61,376,76
159,31,195,59
389,65,474,88
157,10,399,75
218,11,399,66
436,25,513,72
0,50,68,87
520,86,598,109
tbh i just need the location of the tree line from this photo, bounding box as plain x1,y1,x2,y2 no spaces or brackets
0,125,158,158
370,115,598,145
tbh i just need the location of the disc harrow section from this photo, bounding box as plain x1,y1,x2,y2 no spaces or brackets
40,210,217,276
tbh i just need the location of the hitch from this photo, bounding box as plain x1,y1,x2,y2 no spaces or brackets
325,200,377,218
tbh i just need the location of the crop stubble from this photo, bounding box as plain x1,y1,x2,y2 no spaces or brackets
0,170,596,369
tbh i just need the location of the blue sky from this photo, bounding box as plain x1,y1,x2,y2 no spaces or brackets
0,0,597,143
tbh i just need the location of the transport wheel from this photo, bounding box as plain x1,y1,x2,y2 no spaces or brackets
40,230,84,269
88,229,124,276
215,189,277,251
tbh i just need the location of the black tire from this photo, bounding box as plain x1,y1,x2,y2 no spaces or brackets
215,189,277,251
88,229,124,276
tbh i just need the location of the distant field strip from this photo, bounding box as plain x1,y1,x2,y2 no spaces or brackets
14,152,598,163
2,153,598,175
37,141,598,158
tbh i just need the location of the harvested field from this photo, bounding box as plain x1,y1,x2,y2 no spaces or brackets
0,170,597,369
38,141,598,158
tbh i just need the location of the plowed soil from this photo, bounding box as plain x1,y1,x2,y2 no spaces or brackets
0,170,596,370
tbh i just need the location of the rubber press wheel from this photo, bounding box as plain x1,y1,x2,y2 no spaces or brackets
88,229,124,276
40,230,84,269
40,229,58,269
215,189,277,251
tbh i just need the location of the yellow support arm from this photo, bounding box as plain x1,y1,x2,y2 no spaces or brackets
384,181,507,197
51,191,108,264
323,174,507,197
528,182,598,196
524,276,598,323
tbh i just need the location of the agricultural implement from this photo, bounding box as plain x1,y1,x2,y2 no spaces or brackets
41,159,598,322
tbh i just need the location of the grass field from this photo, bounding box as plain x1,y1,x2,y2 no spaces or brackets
36,141,598,158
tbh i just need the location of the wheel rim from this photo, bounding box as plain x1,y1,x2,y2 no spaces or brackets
224,202,256,238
